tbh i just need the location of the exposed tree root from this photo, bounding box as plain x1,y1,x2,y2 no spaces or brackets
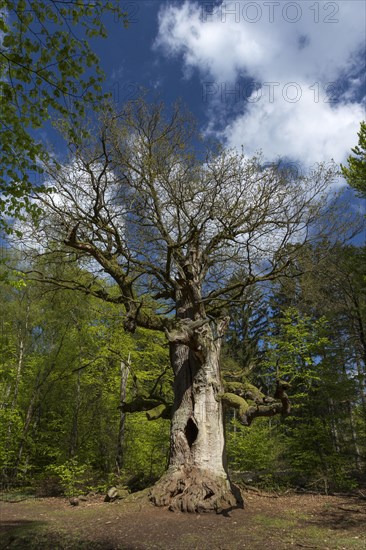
149,466,243,513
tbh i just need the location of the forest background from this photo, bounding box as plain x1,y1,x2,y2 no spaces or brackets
0,1,365,502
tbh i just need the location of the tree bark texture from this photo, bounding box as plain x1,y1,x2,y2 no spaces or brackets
150,318,242,512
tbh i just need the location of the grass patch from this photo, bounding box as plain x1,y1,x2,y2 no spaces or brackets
252,514,297,529
251,509,366,550
0,488,36,502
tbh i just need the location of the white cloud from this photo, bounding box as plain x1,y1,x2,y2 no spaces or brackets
155,0,366,165
220,82,365,163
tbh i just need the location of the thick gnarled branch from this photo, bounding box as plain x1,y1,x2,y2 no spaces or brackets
219,381,290,426
119,397,172,420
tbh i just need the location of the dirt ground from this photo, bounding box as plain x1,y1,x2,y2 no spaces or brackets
1,489,365,549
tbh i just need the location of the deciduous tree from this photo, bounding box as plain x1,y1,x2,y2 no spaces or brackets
21,99,341,512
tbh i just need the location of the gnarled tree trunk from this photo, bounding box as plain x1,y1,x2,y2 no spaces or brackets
150,319,242,512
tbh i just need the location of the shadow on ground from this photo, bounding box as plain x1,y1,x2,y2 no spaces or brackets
0,519,135,550
305,496,366,531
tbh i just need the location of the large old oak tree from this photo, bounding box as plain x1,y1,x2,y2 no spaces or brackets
23,100,338,512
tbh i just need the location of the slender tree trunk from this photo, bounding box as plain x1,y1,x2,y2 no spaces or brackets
14,382,40,477
356,360,366,417
3,303,29,481
69,371,81,458
116,356,130,474
347,401,362,471
13,344,60,478
12,328,26,408
150,321,241,512
328,399,340,453
12,300,30,409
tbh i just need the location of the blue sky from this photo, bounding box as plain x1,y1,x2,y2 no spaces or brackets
90,0,365,174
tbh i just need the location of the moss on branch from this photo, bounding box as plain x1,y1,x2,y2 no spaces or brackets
119,398,172,421
146,403,172,420
119,397,164,414
218,392,250,416
219,381,291,426
224,381,266,401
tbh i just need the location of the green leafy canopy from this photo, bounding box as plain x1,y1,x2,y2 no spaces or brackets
0,0,128,234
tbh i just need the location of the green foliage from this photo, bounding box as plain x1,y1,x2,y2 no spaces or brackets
264,307,330,397
1,241,364,494
262,292,364,490
223,259,365,491
45,458,88,497
227,417,285,472
286,420,358,492
0,250,171,489
0,1,128,233
341,121,366,198
0,408,23,474
123,413,170,480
